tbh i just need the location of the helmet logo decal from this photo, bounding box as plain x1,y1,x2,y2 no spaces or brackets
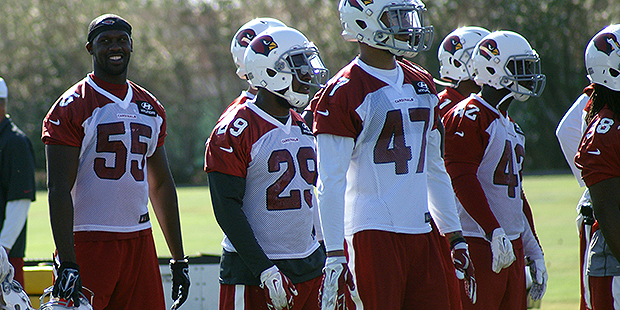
347,0,372,11
593,32,620,56
478,39,499,60
236,29,257,48
443,35,463,55
250,35,278,57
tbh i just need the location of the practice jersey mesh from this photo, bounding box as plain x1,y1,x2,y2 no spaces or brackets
205,101,320,260
313,58,453,236
42,74,166,233
443,95,527,239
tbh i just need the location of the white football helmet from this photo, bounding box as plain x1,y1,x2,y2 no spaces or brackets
339,0,433,58
438,26,491,84
585,24,620,91
38,287,94,310
230,17,287,80
472,30,546,101
0,280,34,310
244,26,329,108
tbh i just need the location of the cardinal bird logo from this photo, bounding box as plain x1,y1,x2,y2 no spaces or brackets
443,35,463,55
478,39,499,60
250,35,278,57
347,0,373,11
236,29,257,48
593,32,620,56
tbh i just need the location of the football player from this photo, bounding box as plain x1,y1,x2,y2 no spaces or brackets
556,84,594,310
222,17,287,121
575,24,620,310
436,26,490,118
41,14,190,310
205,26,329,310
442,30,547,310
310,0,476,309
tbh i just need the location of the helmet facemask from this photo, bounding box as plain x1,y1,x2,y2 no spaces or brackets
271,45,329,108
501,55,546,101
375,4,433,57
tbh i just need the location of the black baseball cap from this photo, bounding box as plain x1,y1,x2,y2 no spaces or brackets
87,14,132,43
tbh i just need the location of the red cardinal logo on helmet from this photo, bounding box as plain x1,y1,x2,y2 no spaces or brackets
593,32,620,56
478,39,499,60
443,35,463,55
236,29,257,48
347,0,373,11
250,35,278,57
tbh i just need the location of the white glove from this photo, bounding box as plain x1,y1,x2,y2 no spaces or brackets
320,256,355,310
527,257,548,301
260,265,298,310
489,228,516,273
0,248,14,283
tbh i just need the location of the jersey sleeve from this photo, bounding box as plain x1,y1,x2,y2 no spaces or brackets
556,93,589,186
426,127,461,234
312,71,364,139
42,89,86,147
204,112,253,178
443,100,501,234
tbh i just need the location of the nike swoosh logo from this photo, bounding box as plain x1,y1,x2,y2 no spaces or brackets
317,110,329,117
220,146,233,153
455,131,465,137
49,119,60,126
588,149,601,155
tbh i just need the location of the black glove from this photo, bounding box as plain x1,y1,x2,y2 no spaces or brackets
53,261,82,306
170,256,190,309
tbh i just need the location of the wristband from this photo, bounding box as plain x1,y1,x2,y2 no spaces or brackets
449,237,467,249
170,256,189,264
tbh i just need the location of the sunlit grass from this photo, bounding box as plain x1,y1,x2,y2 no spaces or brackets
27,174,584,309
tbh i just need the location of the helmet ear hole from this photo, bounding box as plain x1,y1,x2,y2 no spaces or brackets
610,68,620,77
267,68,277,77
486,67,496,75
356,20,367,30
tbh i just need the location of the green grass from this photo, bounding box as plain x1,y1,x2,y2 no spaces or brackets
26,174,584,309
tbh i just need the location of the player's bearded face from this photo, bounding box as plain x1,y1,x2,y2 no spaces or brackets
92,30,132,76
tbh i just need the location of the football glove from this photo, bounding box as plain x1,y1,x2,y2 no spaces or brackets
489,228,516,273
320,256,355,310
526,257,547,301
0,248,14,283
52,261,82,306
170,256,191,309
260,265,297,310
451,242,476,304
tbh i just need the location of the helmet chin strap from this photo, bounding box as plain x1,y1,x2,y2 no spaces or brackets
496,92,514,109
274,83,309,108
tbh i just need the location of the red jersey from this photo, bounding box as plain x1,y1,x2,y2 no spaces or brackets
575,105,620,186
437,87,467,118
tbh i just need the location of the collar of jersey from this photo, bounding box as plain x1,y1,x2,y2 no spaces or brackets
471,93,511,123
246,99,292,133
354,57,404,91
86,75,134,109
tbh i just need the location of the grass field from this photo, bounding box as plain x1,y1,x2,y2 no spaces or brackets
25,174,584,309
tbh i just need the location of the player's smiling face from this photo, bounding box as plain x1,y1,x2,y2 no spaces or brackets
89,30,133,78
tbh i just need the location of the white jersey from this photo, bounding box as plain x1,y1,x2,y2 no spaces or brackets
205,100,320,260
312,58,461,250
42,74,166,233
